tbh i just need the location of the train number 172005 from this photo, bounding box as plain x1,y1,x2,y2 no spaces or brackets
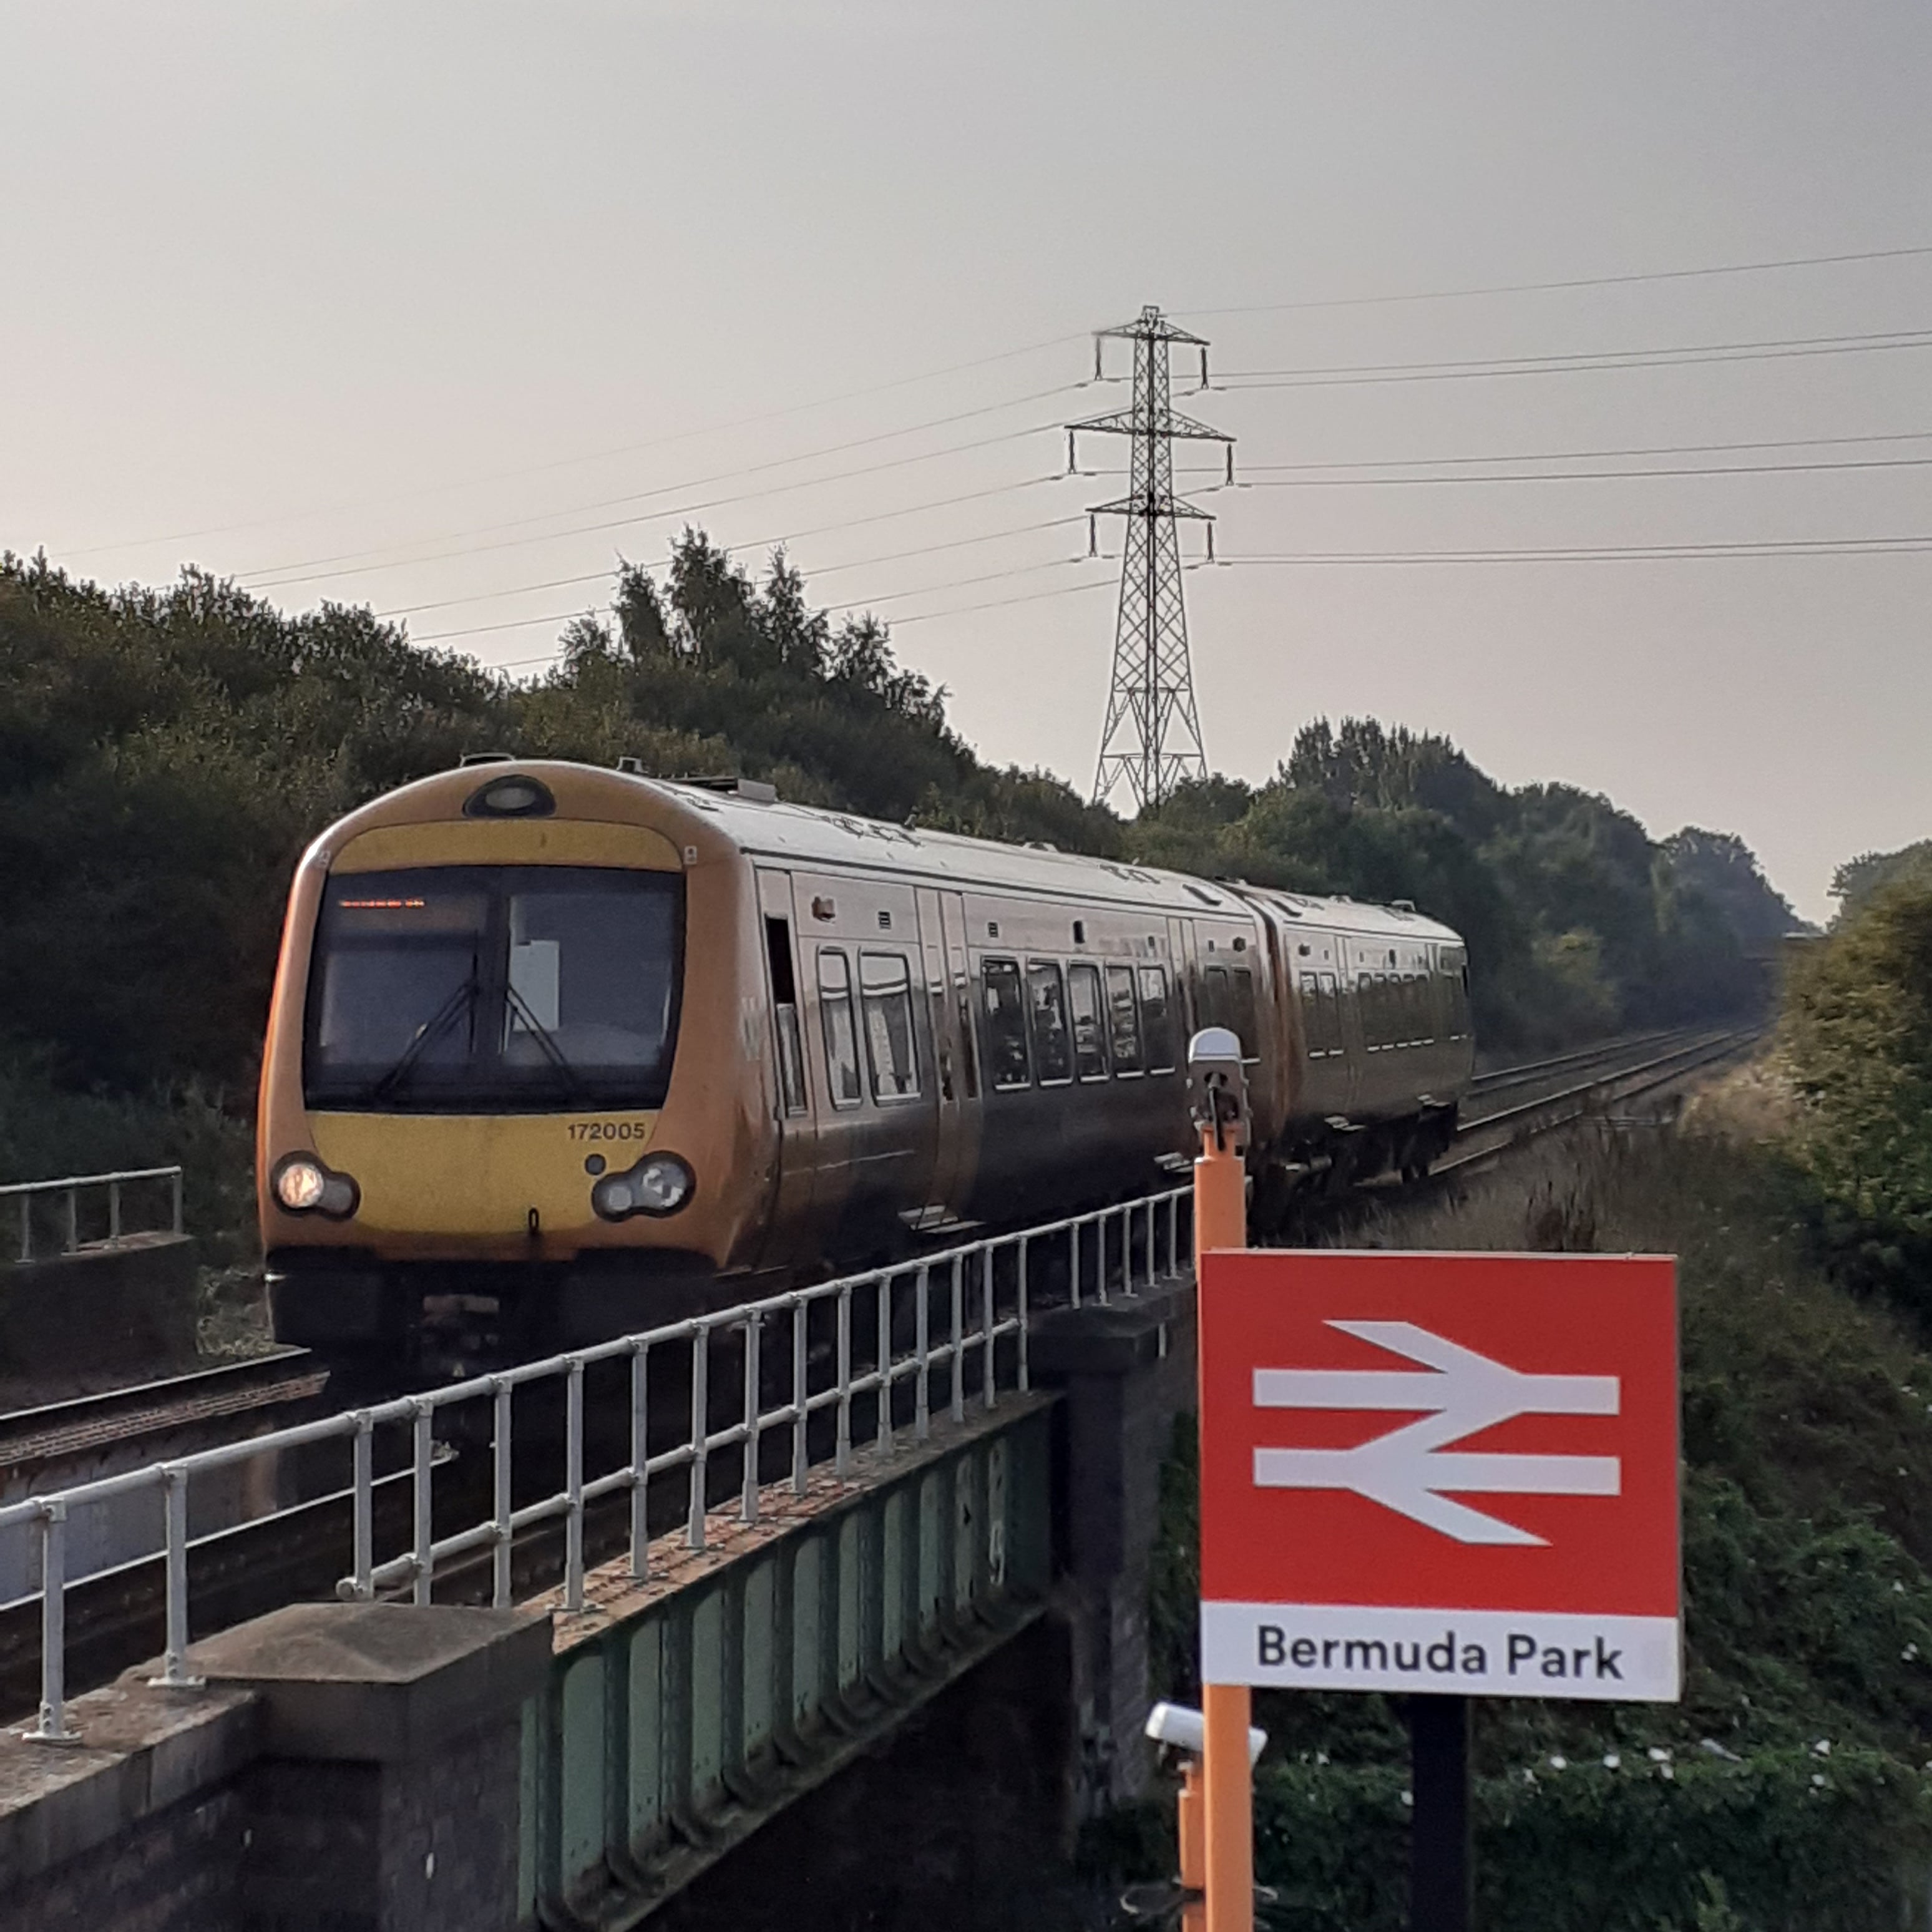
567,1121,651,1143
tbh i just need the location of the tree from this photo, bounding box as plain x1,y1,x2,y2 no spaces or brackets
1780,880,1932,1309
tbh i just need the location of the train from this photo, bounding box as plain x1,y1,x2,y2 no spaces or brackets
256,758,1474,1377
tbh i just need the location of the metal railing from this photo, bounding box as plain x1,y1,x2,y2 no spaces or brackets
3,1183,1191,1743
2,1166,184,1266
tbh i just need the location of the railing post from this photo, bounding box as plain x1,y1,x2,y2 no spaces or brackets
63,1189,77,1256
914,1265,931,1442
949,1257,965,1424
1017,1237,1030,1393
170,1168,184,1237
688,1325,711,1550
790,1297,809,1496
564,1357,585,1612
411,1399,435,1608
16,1196,29,1266
351,1411,374,1601
835,1284,853,1478
27,1500,71,1743
1168,1192,1179,1279
1070,1219,1081,1310
628,1345,650,1581
108,1180,122,1245
876,1276,894,1456
741,1315,763,1522
982,1247,996,1410
152,1466,201,1687
493,1378,515,1606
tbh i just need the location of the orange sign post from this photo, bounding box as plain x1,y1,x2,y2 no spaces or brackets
1189,1029,1255,1932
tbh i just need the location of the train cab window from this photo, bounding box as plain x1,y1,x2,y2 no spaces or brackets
1228,967,1258,1059
817,949,863,1108
861,952,919,1101
1027,961,1073,1085
1105,965,1144,1075
1068,963,1108,1080
1138,966,1176,1073
980,958,1032,1090
765,916,807,1115
309,865,683,1112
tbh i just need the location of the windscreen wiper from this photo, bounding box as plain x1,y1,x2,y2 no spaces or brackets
368,970,481,1103
502,982,587,1101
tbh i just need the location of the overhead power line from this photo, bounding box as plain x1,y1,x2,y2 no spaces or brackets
1226,427,1932,472
1231,454,1932,487
373,474,1066,621
64,332,1088,562
245,417,1068,595
1209,328,1932,392
1179,242,1932,320
1206,536,1932,565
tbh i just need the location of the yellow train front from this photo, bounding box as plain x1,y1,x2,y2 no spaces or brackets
257,759,789,1380
258,756,1475,1380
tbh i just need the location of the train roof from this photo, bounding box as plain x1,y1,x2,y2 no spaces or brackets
621,769,1462,944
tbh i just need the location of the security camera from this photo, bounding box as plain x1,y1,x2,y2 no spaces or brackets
1144,1700,1267,1765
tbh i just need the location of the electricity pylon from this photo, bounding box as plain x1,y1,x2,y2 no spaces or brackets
1070,306,1234,812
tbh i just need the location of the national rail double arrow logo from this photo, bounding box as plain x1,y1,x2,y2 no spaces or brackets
1252,1320,1620,1546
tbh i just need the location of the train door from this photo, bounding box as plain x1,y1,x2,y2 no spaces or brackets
1334,938,1365,1115
915,886,970,1212
1168,917,1203,1043
755,871,817,1241
935,890,983,1215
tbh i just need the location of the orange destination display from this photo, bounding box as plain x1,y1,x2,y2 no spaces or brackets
1198,1249,1681,1702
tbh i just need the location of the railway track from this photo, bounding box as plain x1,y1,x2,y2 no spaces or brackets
0,1021,1760,1724
0,1350,329,1485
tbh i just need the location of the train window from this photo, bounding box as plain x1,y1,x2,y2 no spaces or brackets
861,952,919,1101
1027,961,1073,1085
1106,965,1144,1075
817,950,863,1108
1201,964,1230,1032
1300,975,1336,1057
1138,966,1176,1073
1319,972,1345,1055
980,958,1032,1090
1228,967,1257,1059
1444,962,1471,1040
1068,964,1108,1080
765,917,807,1115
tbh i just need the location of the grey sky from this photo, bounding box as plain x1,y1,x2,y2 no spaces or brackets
4,1,1929,920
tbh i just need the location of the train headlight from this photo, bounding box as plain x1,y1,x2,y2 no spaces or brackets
272,1153,360,1219
591,1153,695,1221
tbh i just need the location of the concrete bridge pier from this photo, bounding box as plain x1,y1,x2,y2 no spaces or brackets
1033,1275,1198,1819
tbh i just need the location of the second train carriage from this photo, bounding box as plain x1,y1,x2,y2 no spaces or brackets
257,759,1472,1373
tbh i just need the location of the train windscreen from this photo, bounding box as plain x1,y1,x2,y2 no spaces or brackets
304,865,683,1110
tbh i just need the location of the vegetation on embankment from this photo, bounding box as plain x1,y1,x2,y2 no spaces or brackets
1,541,1790,1236
1129,1121,1932,1931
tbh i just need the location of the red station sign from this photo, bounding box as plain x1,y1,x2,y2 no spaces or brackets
1198,1249,1681,1702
